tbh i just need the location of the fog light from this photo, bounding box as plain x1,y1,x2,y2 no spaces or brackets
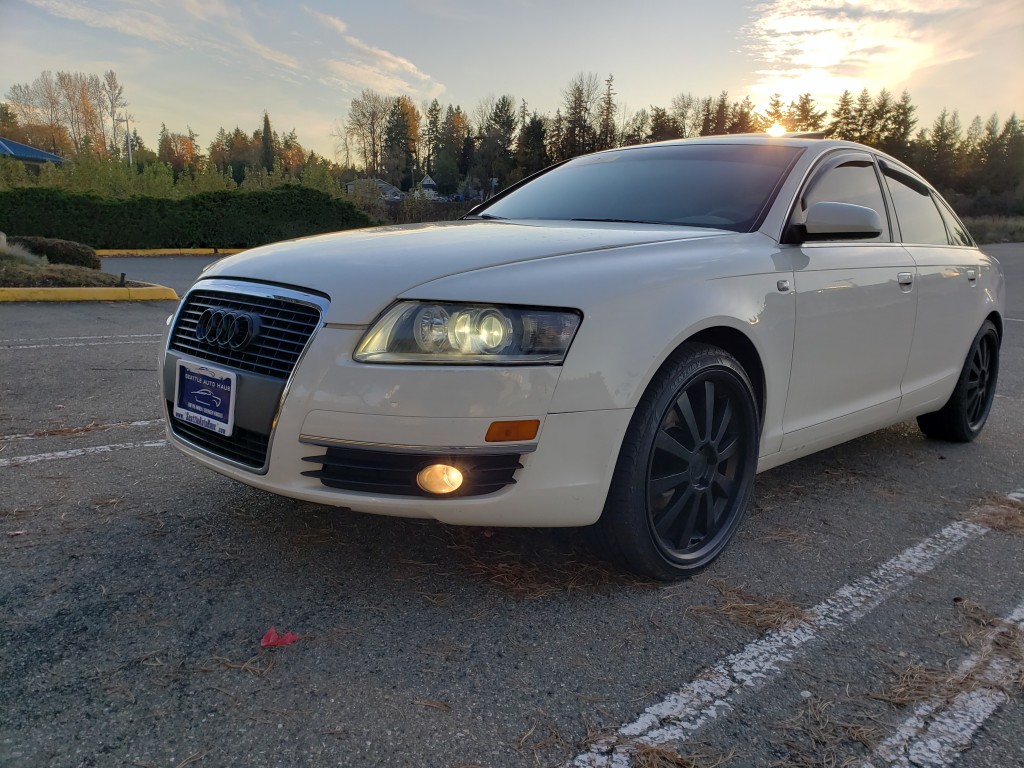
416,464,464,494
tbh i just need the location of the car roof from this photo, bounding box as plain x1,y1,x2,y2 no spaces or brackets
607,134,870,154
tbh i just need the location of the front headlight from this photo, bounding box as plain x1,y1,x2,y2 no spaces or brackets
354,301,582,364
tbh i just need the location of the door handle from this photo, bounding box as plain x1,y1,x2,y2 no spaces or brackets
897,272,913,288
966,267,977,283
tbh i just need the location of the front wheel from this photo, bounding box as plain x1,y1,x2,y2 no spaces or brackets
917,320,1000,442
594,344,760,581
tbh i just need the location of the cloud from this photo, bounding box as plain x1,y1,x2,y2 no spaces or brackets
312,21,444,99
180,0,297,70
24,0,188,45
323,60,414,96
742,0,1018,107
342,35,432,82
303,6,348,35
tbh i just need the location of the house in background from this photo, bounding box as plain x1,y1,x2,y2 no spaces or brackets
345,178,405,200
419,174,438,199
0,137,64,171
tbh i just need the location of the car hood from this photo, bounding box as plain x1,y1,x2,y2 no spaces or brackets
198,220,726,324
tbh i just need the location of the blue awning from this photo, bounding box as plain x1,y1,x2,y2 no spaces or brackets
0,136,64,164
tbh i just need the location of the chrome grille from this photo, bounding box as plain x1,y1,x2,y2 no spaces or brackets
170,289,321,380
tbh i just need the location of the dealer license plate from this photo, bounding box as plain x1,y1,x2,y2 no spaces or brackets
173,360,237,436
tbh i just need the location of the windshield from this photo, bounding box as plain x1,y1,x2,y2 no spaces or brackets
474,144,803,232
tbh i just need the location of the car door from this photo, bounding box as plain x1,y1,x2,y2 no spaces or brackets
878,160,985,416
780,151,918,452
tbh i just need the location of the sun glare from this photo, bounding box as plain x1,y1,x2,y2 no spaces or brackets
766,123,787,137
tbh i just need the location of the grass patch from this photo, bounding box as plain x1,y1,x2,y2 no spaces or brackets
0,248,133,288
686,580,809,631
770,697,879,768
962,215,1024,244
975,495,1024,536
630,743,737,768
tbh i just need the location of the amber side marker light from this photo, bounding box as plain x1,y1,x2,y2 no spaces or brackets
485,419,540,442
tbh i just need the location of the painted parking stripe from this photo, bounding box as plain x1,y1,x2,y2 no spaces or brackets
0,333,163,344
0,440,168,468
570,520,988,767
860,599,1024,768
3,340,159,350
0,419,163,442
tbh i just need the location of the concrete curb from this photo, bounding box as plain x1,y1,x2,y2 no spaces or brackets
0,282,179,302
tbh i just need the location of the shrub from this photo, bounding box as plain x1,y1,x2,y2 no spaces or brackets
0,187,373,249
7,235,100,269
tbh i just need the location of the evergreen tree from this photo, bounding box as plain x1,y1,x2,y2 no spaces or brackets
763,93,787,131
827,90,857,139
649,107,681,142
787,93,826,132
260,111,274,172
853,88,875,144
595,74,617,151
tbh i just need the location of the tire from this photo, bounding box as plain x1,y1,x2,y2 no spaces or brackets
594,343,760,581
917,320,1000,443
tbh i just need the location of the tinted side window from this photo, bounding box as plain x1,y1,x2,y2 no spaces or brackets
800,157,890,242
936,198,974,246
881,166,949,245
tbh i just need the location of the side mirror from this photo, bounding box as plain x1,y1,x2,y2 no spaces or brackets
793,202,883,242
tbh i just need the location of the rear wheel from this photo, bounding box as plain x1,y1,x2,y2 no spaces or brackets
917,320,1000,443
595,344,759,581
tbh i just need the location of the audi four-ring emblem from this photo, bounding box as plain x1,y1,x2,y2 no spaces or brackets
194,309,261,350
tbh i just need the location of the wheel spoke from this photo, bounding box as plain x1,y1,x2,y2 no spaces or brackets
704,380,716,442
711,470,734,500
650,471,690,497
675,391,702,446
699,488,715,537
655,486,695,542
712,401,733,448
717,433,740,461
673,491,700,548
655,429,697,464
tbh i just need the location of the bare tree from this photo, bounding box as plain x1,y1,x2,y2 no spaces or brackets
344,89,391,177
102,70,127,154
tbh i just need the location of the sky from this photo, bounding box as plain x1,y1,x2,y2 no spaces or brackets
1,0,1022,159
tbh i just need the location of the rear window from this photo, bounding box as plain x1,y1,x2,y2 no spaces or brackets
474,144,803,232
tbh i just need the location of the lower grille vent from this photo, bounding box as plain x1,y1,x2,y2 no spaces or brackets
302,446,521,497
168,402,269,469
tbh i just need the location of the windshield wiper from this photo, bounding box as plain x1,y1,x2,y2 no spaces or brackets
570,217,668,225
465,212,507,220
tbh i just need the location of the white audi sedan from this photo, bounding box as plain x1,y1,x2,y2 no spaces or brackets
160,136,1004,580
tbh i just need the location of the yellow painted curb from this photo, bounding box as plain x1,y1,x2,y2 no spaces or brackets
96,248,244,257
0,282,179,302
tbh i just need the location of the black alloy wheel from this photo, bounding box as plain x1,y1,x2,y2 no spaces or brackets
595,344,759,580
917,320,1000,443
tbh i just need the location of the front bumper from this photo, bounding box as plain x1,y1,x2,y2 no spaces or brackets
161,284,631,527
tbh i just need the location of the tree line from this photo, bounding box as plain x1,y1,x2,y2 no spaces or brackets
2,69,1022,216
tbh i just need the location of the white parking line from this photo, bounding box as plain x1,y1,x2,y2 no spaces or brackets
0,334,163,344
0,440,168,468
0,419,163,442
570,520,988,767
3,340,160,350
1005,317,1024,323
860,599,1024,768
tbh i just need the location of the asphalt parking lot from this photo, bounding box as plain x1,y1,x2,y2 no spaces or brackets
2,246,1023,768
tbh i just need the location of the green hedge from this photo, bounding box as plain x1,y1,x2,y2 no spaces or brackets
0,187,373,249
7,235,100,269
